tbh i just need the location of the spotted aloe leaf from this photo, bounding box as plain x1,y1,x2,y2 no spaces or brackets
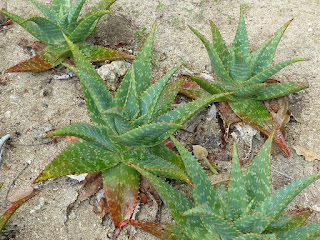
35,23,228,232
183,6,308,155
131,134,320,239
1,0,133,72
0,184,38,233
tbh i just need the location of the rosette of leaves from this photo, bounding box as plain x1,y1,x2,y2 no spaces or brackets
129,134,320,240
0,0,133,72
33,24,229,230
0,183,38,233
182,6,308,155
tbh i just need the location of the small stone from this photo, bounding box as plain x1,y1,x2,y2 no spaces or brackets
30,197,45,213
43,103,48,108
7,186,34,202
9,95,20,104
193,145,208,160
30,123,52,143
4,111,11,118
69,212,76,220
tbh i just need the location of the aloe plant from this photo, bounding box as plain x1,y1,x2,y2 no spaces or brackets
182,6,308,155
0,183,38,233
129,133,320,239
0,0,133,72
33,24,229,230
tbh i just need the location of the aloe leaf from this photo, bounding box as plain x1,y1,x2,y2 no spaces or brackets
229,50,251,82
101,109,133,135
121,149,188,182
216,186,235,221
228,143,248,217
0,192,39,233
156,92,231,125
152,78,184,119
182,204,241,239
64,65,116,114
57,12,70,32
132,166,215,240
116,22,155,102
22,16,65,44
170,136,223,216
252,82,309,100
140,67,179,121
276,223,320,240
128,220,189,240
67,0,86,32
50,0,63,15
78,0,116,23
103,163,139,228
232,5,250,58
150,144,185,171
5,49,58,73
69,10,110,43
210,20,230,69
122,67,140,120
79,44,134,62
183,75,223,95
29,0,56,22
244,132,273,208
114,122,183,147
234,233,273,240
179,87,212,100
190,26,235,86
48,122,128,152
249,20,292,76
229,83,267,99
34,140,120,183
254,173,320,219
234,214,274,234
265,208,313,233
229,99,290,155
243,59,306,86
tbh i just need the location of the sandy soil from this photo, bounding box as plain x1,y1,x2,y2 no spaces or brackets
1,0,320,239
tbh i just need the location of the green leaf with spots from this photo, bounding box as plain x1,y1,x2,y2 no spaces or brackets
244,131,273,208
1,0,132,72
276,223,320,240
114,122,183,147
232,5,250,58
228,143,248,217
234,214,274,234
35,140,120,183
186,6,308,155
156,93,231,124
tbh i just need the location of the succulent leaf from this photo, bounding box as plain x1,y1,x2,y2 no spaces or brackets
47,122,128,152
69,10,110,42
232,5,250,58
276,224,320,240
182,204,241,238
152,78,184,119
79,0,116,22
253,82,309,100
67,0,86,32
114,122,183,147
234,214,274,234
229,50,251,82
29,0,57,22
189,26,235,86
249,20,292,75
34,140,120,183
140,67,179,121
0,192,38,233
228,143,249,217
234,233,273,240
102,163,140,228
156,93,231,125
210,20,230,69
244,131,273,208
254,173,320,219
127,220,188,240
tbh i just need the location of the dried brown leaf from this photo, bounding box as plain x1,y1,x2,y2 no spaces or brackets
293,146,320,161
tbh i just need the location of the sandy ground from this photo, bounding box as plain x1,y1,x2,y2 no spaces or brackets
1,0,320,239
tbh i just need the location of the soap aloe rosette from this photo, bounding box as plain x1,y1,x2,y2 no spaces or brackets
182,6,308,155
34,24,229,229
129,133,320,239
0,0,133,72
